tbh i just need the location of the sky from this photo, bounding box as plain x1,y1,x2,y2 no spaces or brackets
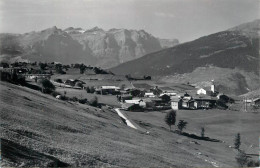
0,0,259,42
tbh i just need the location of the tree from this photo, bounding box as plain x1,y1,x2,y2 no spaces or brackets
79,64,86,74
234,133,241,150
201,127,205,138
235,150,248,167
164,110,176,131
39,79,55,93
90,86,95,93
86,86,91,93
177,120,188,133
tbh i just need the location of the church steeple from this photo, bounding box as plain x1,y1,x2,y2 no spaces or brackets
211,79,215,93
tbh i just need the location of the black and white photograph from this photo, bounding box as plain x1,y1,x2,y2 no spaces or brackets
0,0,259,167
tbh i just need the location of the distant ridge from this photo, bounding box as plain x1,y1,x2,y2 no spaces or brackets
0,27,178,68
110,20,260,95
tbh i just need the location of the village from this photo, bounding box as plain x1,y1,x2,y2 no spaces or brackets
1,61,259,113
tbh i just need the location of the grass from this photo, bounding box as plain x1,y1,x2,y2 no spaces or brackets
126,107,260,167
1,81,214,167
1,80,259,167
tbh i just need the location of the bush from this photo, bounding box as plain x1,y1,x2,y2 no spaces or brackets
177,120,188,133
164,110,176,131
89,96,98,107
246,159,259,167
235,150,248,167
68,96,78,102
54,79,63,83
79,98,88,104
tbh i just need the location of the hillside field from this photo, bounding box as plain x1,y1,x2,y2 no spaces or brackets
1,81,259,167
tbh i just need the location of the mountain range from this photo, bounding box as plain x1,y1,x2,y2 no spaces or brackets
110,20,260,95
0,27,178,68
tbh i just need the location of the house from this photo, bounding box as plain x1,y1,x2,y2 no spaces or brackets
144,92,155,98
159,87,177,97
122,103,144,111
171,98,182,110
99,86,120,95
197,87,212,95
253,98,260,106
119,94,133,102
197,80,216,95
194,95,217,109
181,98,197,109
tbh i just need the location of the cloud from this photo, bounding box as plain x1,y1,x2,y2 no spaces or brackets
154,12,175,18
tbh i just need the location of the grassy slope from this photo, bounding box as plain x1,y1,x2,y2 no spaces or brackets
126,107,260,167
1,81,213,167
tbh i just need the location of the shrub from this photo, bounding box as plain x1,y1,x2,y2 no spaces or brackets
246,159,259,167
70,96,78,102
54,79,63,83
164,110,176,131
177,120,188,133
79,98,88,104
89,96,98,107
234,133,241,150
235,150,248,167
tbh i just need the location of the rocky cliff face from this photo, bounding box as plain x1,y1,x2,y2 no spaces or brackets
0,26,178,68
66,27,178,68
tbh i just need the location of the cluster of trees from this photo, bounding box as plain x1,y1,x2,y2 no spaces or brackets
55,64,66,74
125,74,152,80
164,110,188,133
0,71,26,86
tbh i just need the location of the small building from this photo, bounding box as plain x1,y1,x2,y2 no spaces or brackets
253,98,260,106
197,87,212,95
144,92,155,98
194,96,217,109
171,98,182,110
122,103,144,111
99,86,120,95
119,95,133,102
197,80,216,96
125,99,142,104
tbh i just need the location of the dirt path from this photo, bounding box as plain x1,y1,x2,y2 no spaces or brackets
114,108,138,129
